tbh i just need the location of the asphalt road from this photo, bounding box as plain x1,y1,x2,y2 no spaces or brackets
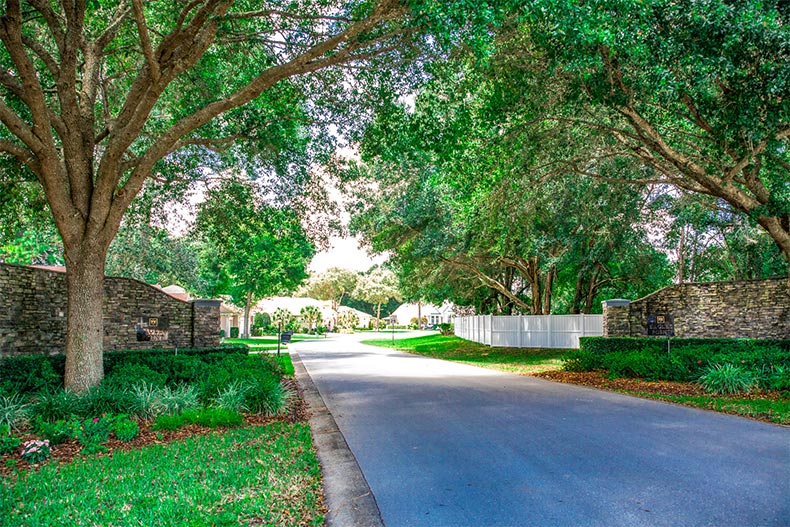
294,333,790,527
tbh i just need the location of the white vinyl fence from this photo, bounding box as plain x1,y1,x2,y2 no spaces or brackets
454,314,603,349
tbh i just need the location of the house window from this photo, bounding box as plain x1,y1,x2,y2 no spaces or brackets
430,314,440,325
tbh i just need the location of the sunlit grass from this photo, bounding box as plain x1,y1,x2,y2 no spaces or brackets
363,335,568,375
1,422,324,526
638,393,790,425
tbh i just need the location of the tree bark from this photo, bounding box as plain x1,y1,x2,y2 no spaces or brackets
243,290,252,338
376,302,381,332
63,247,107,393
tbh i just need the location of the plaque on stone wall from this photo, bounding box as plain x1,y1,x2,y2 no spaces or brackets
136,315,170,342
647,314,674,336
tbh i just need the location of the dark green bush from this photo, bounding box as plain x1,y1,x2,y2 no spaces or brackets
30,390,83,423
32,418,73,445
0,345,249,397
103,363,167,390
230,326,240,338
113,416,140,442
74,415,114,446
0,355,64,395
0,424,21,454
565,337,790,384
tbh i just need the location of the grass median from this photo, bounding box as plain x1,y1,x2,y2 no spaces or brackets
362,334,567,375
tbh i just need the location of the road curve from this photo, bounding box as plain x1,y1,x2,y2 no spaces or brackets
293,333,790,527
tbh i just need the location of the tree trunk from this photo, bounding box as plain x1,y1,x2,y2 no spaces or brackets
417,301,422,329
243,291,252,338
542,266,555,315
64,248,107,393
376,303,381,332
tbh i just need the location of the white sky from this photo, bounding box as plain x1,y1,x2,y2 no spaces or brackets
309,234,387,273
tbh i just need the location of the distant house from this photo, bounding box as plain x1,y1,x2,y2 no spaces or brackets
391,302,455,327
337,306,372,329
220,302,243,337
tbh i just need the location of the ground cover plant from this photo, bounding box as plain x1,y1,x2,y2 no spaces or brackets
363,334,567,375
225,335,315,353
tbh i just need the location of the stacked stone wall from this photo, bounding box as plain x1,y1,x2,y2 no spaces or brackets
603,277,790,338
0,263,220,357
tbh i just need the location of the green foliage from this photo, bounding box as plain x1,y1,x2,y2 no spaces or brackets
32,419,73,446
245,379,294,417
0,355,64,396
29,390,83,423
73,416,114,447
211,381,251,413
103,363,167,390
437,323,454,336
152,408,243,431
112,416,139,442
193,180,315,315
0,394,29,430
566,337,790,384
699,364,757,395
230,326,240,338
0,424,21,455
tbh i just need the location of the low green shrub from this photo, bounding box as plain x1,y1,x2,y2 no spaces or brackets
759,365,790,392
212,381,250,413
230,326,240,338
438,323,455,336
32,418,74,445
0,355,64,396
0,424,21,455
73,415,114,447
566,337,790,384
699,364,757,395
0,393,30,430
151,413,183,431
113,416,139,442
81,385,137,416
245,379,293,416
103,363,167,390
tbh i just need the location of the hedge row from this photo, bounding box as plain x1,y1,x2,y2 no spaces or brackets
0,345,250,396
565,337,790,383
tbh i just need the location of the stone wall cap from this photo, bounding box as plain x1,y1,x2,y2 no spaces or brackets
603,299,631,307
191,299,222,307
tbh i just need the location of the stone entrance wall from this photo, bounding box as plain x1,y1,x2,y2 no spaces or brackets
602,277,790,339
0,263,220,357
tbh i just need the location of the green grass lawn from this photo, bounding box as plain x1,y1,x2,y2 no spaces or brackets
363,335,568,375
225,334,320,352
1,422,324,526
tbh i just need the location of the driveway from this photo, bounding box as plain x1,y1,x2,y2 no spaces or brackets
293,333,790,527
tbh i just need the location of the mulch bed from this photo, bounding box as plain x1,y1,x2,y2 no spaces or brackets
532,370,709,397
1,380,311,479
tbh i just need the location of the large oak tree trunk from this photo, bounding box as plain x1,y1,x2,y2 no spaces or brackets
63,246,107,393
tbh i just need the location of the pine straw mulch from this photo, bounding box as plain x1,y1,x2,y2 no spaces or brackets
0,379,310,478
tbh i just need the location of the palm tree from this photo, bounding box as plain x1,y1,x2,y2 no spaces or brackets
300,306,323,334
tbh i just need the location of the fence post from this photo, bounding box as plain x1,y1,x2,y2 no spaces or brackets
518,315,523,348
488,314,493,346
547,314,553,349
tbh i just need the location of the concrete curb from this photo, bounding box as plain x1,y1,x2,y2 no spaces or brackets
292,350,385,527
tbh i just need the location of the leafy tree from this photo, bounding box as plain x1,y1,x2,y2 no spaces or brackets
521,1,790,267
298,267,359,323
352,267,402,329
300,305,323,334
271,308,293,332
194,180,314,338
0,0,444,391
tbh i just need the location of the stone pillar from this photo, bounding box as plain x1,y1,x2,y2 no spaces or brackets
602,299,631,337
191,300,221,348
